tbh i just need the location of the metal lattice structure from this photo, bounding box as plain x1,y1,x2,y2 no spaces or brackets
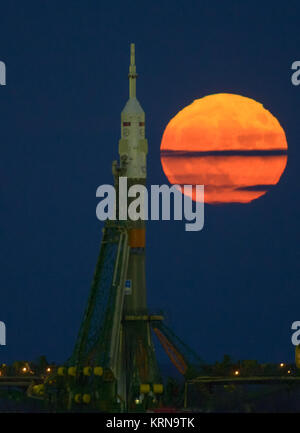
70,222,129,369
152,322,206,378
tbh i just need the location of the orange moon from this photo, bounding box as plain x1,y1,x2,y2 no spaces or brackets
160,93,288,204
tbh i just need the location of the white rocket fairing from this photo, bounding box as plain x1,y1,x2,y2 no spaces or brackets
119,43,148,179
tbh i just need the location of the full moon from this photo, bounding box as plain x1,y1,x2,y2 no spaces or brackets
160,93,288,204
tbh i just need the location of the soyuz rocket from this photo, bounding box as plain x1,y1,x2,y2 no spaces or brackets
114,43,148,314
106,43,162,405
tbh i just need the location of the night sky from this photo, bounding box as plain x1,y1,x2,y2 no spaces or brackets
0,1,300,367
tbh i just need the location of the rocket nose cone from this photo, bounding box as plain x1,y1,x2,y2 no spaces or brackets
122,97,144,115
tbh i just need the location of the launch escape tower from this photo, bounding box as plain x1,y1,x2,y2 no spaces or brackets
41,44,204,412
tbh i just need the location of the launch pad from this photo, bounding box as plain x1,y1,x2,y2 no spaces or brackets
27,43,205,412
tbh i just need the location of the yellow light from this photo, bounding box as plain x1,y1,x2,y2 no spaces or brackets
46,367,51,373
234,370,240,376
82,394,91,404
94,366,103,376
153,384,164,394
288,370,291,374
280,363,285,367
22,367,27,373
135,399,140,404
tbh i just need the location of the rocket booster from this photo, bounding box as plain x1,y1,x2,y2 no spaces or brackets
118,44,148,180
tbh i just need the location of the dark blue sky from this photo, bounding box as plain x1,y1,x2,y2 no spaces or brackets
0,1,299,366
